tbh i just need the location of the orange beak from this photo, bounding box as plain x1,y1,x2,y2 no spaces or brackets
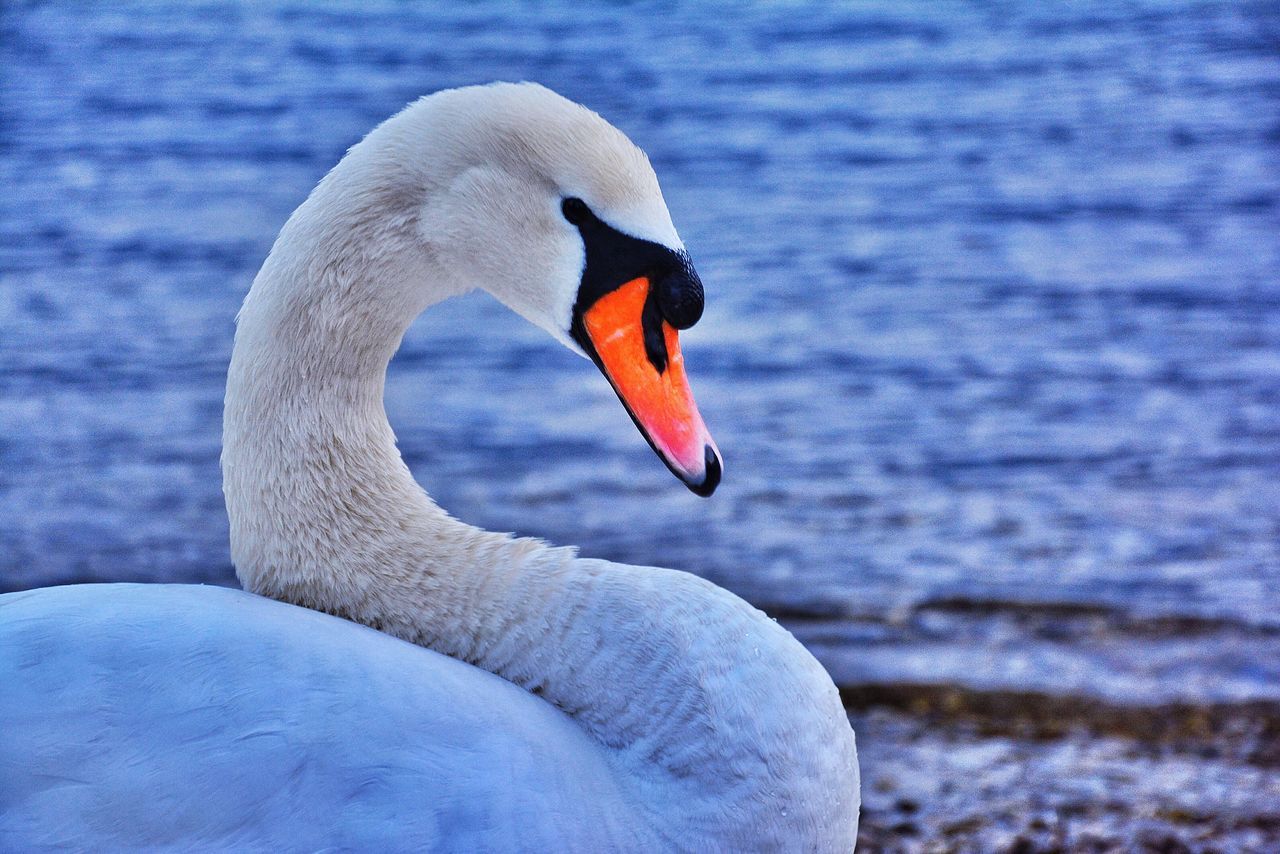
581,277,722,495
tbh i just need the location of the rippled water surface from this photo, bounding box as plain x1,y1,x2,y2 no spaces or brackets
3,0,1279,722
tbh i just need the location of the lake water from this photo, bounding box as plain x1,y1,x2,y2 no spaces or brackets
2,1,1279,843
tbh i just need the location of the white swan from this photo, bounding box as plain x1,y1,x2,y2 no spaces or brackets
0,83,859,851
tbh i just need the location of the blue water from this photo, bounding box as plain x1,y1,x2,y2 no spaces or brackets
2,1,1279,707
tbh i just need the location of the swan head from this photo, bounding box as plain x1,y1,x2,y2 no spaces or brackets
406,83,722,495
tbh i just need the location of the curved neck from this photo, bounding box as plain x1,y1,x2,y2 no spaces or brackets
221,110,857,848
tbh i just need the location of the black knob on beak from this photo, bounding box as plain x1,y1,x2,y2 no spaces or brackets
655,262,704,330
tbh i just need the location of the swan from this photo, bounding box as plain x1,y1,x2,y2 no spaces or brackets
0,83,859,851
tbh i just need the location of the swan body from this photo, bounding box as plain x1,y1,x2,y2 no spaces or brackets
2,584,644,850
1,83,859,851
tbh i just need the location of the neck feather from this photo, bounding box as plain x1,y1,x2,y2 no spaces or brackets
220,104,857,847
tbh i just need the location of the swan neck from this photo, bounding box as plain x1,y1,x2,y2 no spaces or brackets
220,102,858,848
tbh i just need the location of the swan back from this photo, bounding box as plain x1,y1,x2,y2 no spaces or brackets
0,584,657,850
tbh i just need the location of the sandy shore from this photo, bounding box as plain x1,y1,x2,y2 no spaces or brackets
850,704,1280,852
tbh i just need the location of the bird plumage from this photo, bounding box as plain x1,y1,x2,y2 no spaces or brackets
2,83,858,851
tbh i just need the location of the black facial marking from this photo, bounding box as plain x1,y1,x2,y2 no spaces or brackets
641,285,668,374
655,264,704,330
565,198,704,375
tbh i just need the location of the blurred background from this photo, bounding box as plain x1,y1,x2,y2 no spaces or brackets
2,1,1278,849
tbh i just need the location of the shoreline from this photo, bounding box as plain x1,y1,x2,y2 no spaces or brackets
851,708,1280,852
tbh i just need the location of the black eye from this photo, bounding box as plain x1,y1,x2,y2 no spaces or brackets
561,197,590,225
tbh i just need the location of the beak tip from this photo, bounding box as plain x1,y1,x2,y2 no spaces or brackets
684,444,722,497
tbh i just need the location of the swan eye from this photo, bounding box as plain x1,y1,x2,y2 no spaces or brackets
561,197,590,225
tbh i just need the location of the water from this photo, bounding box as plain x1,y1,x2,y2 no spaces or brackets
2,0,1279,808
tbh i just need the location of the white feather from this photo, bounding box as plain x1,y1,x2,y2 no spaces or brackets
1,83,859,852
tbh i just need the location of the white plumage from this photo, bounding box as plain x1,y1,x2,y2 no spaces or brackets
0,83,859,851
